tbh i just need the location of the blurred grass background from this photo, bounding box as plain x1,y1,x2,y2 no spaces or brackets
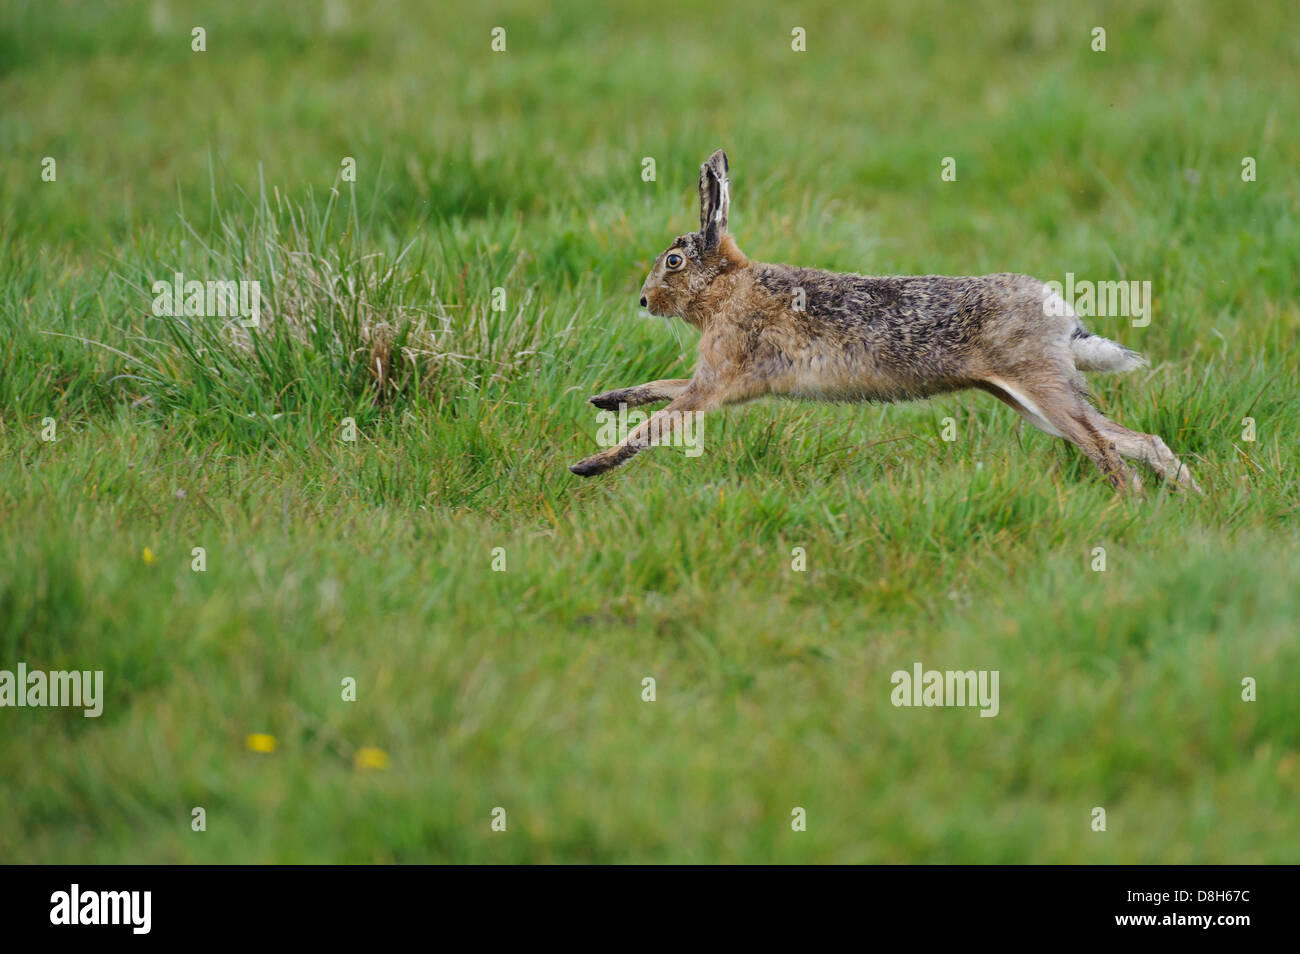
0,0,1297,862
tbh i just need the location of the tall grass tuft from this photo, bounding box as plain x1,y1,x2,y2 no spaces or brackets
107,178,578,439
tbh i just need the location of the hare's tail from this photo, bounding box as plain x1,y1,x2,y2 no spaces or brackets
1070,326,1147,373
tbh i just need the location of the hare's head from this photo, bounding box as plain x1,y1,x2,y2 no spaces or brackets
640,149,748,324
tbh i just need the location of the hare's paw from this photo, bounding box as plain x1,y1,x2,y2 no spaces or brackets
1171,463,1203,496
569,453,615,477
588,389,633,411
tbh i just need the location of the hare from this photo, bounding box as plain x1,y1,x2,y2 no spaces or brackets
570,149,1200,494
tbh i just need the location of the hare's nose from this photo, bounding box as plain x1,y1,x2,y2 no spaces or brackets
639,296,648,308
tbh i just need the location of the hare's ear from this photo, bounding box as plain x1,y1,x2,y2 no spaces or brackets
698,149,730,248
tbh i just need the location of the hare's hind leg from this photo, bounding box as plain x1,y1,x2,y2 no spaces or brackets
589,378,692,410
1083,411,1202,494
984,376,1141,493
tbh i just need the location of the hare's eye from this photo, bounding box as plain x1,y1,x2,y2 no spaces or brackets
665,253,684,270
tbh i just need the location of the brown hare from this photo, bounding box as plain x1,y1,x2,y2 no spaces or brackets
570,149,1200,494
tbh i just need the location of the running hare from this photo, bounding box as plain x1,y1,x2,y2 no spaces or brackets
570,149,1200,494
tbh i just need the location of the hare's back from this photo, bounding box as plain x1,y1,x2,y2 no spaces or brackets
748,268,1048,400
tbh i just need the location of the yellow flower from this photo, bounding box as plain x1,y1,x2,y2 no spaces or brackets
354,747,390,771
142,547,156,564
245,733,277,753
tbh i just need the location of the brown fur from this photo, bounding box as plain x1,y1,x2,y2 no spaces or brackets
570,150,1200,494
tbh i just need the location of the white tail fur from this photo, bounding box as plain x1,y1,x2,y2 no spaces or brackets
1071,333,1147,373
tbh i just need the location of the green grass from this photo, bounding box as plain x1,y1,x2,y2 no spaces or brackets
1,0,1297,863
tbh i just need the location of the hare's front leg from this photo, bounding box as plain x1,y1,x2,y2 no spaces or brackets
570,383,719,477
588,378,691,410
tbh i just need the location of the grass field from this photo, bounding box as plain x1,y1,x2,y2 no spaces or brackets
1,0,1297,863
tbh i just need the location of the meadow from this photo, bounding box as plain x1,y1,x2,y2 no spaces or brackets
0,0,1297,862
